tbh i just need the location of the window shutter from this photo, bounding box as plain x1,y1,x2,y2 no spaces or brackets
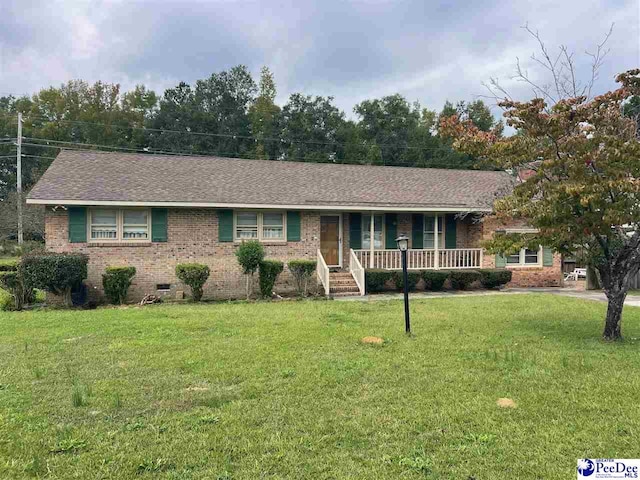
543,246,554,266
445,214,457,249
495,253,507,268
287,211,301,241
151,208,168,242
218,210,233,242
384,214,397,249
412,214,423,249
349,213,362,249
68,207,87,243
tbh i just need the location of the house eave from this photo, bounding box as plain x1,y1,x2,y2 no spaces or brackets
26,198,493,213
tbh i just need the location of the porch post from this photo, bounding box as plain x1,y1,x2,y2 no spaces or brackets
369,211,374,268
434,214,439,269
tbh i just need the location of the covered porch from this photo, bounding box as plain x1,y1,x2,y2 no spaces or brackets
317,210,485,296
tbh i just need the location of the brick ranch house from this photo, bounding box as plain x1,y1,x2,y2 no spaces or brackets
26,150,562,300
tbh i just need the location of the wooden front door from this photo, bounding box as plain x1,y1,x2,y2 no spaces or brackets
320,215,341,266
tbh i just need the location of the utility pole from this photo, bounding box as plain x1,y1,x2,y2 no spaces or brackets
16,112,23,245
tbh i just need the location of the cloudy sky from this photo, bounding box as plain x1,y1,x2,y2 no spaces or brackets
1,0,638,117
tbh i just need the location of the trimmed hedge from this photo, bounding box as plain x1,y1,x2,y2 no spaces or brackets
259,260,284,298
288,259,316,296
479,269,512,289
102,266,136,305
20,252,88,307
365,269,395,293
393,271,420,291
176,263,210,301
449,270,481,290
421,270,449,291
0,271,23,310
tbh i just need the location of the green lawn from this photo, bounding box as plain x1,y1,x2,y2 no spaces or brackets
1,295,639,479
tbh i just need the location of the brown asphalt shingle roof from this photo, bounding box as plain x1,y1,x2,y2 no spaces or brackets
27,150,513,211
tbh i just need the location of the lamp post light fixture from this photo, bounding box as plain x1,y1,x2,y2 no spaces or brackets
395,234,411,334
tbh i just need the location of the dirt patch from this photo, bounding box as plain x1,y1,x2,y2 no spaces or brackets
361,336,384,345
496,398,517,408
184,386,210,392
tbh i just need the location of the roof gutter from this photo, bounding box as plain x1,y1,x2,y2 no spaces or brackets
26,198,493,213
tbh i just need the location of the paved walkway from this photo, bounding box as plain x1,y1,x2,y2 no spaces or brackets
334,287,640,307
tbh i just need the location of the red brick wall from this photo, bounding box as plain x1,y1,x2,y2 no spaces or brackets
45,208,321,301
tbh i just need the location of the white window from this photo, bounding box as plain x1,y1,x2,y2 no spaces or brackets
423,215,445,249
362,214,383,249
235,211,285,241
507,247,541,266
89,208,150,242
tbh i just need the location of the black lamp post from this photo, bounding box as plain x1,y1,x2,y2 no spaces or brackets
395,234,411,334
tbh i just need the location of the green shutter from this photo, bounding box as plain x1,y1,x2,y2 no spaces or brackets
151,208,168,242
287,211,301,241
412,214,423,249
384,214,397,249
495,253,507,268
543,246,554,266
68,207,87,243
349,213,362,249
445,214,457,249
218,210,233,242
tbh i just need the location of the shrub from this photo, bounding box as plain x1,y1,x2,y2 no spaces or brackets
393,271,420,291
479,269,512,289
0,271,23,310
102,266,137,304
0,258,18,272
20,252,88,307
175,263,210,301
421,270,449,291
288,259,316,296
235,240,265,299
365,269,394,293
449,270,481,290
259,260,284,298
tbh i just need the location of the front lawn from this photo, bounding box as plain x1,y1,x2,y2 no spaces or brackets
1,295,639,479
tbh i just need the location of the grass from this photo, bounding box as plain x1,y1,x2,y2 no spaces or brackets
0,294,639,479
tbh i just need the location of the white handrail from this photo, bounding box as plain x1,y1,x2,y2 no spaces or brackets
317,249,330,296
353,248,483,270
349,249,366,296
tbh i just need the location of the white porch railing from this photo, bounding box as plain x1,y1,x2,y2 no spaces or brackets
349,249,366,295
353,248,483,270
317,249,330,296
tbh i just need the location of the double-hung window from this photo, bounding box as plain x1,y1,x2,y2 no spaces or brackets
361,214,383,249
423,215,444,249
235,211,285,241
507,247,541,266
89,208,150,242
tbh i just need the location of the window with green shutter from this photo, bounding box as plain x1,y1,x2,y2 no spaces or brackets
412,214,423,249
384,214,397,249
445,214,457,249
68,207,87,243
543,246,554,266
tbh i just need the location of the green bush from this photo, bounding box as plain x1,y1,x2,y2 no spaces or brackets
0,258,18,272
478,269,512,289
102,266,137,304
365,269,394,293
449,270,481,290
0,271,23,310
288,259,316,296
175,263,210,301
421,270,449,291
393,271,420,291
235,241,265,299
20,252,88,307
259,260,284,298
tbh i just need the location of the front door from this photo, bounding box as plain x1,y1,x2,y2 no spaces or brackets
320,215,341,266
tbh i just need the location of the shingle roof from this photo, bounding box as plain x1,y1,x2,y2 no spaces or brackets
27,150,513,211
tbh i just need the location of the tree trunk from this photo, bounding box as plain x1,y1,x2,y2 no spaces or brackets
603,291,625,340
63,287,73,308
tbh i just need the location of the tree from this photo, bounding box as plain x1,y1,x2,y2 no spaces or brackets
248,67,281,159
441,69,640,340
